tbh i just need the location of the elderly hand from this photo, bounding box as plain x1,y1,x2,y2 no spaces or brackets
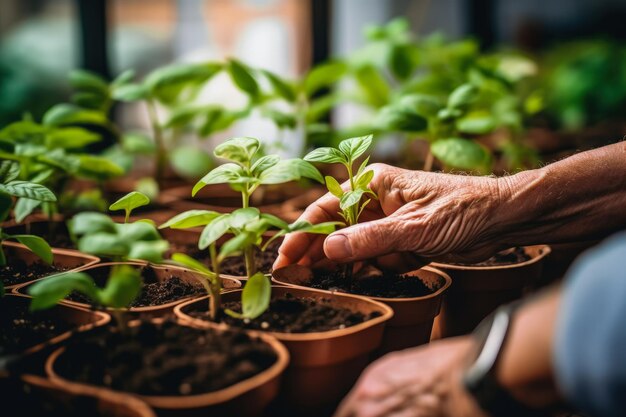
274,163,513,272
334,336,487,417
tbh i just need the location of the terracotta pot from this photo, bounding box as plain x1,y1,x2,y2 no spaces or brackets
3,241,100,292
14,261,241,317
175,286,393,415
431,245,551,338
45,319,289,417
1,293,110,357
4,374,155,417
537,240,599,288
271,265,451,354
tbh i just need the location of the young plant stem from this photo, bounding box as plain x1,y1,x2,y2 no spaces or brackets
240,187,257,278
345,161,357,290
209,242,221,321
423,149,434,172
111,308,127,332
146,99,167,186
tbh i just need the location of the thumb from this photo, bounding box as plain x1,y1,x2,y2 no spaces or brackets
323,217,407,263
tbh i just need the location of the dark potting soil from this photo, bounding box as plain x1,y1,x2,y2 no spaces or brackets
0,377,115,417
1,259,67,287
65,267,205,307
309,270,434,299
453,247,531,267
53,319,278,396
0,301,73,356
190,292,380,333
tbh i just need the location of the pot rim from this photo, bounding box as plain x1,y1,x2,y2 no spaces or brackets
174,285,394,342
5,293,111,356
45,320,290,409
3,241,101,290
431,244,551,271
14,261,241,312
271,264,453,303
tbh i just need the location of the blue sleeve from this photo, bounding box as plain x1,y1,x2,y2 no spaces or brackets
554,232,626,417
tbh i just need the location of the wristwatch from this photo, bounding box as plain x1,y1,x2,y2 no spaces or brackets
462,302,550,417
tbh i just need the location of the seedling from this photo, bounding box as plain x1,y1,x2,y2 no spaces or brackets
28,193,169,328
304,135,377,286
161,138,339,320
108,191,150,223
0,161,55,296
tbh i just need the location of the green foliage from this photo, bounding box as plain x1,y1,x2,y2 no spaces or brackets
225,272,271,320
305,135,377,226
28,265,142,312
431,138,492,173
108,191,150,223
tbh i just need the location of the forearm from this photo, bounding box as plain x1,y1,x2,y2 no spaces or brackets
497,142,626,245
496,287,562,408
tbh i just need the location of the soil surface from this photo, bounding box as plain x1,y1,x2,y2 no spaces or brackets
66,267,205,308
169,240,281,276
309,269,435,299
54,319,278,396
0,301,73,356
190,292,381,333
1,259,67,287
453,247,531,266
0,377,114,417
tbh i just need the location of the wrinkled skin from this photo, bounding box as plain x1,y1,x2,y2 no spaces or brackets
275,163,510,272
334,337,488,417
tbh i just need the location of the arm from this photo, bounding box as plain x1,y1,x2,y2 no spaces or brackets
276,142,626,269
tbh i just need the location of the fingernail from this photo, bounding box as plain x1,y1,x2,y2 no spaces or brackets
325,234,352,260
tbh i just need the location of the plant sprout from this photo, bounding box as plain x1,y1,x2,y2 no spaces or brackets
304,135,377,286
29,193,169,328
0,161,56,296
108,191,150,223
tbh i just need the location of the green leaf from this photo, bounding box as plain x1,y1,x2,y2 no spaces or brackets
218,232,257,260
135,177,159,201
304,60,348,97
447,84,479,109
355,169,374,190
99,265,142,308
78,233,128,257
12,235,53,264
45,127,101,149
389,43,415,80
28,272,99,311
230,208,261,229
261,70,296,102
121,133,155,154
199,214,231,250
456,114,496,135
76,155,125,180
193,163,247,195
231,272,270,319
374,104,427,132
259,213,289,231
338,135,372,161
214,137,260,165
259,159,323,185
356,156,370,177
70,212,116,235
111,83,149,102
0,181,56,202
171,253,216,279
116,222,161,242
339,189,365,211
145,62,222,104
68,69,109,94
303,147,347,164
431,137,492,172
109,191,150,222
171,146,214,180
127,240,169,263
399,94,443,119
287,220,341,235
354,64,390,107
0,160,20,183
14,198,41,223
111,69,136,87
43,104,108,127
262,109,297,130
160,210,222,229
227,59,259,98
325,176,344,198
251,155,280,176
